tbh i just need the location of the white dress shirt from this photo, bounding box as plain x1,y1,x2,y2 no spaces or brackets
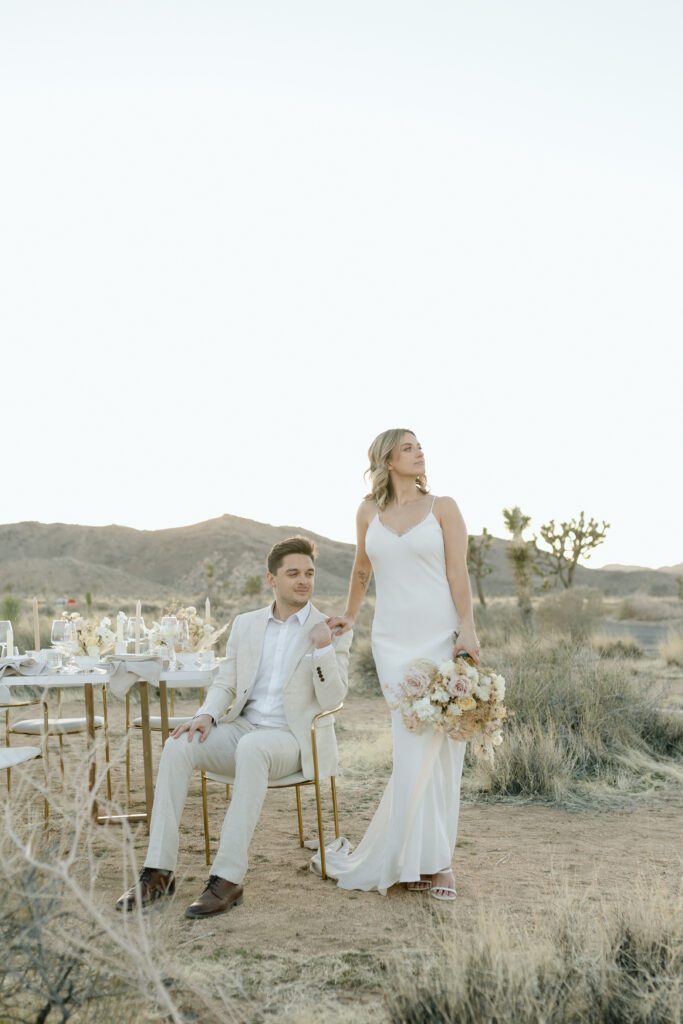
243,602,330,730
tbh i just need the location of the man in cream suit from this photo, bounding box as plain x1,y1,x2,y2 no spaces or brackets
116,535,352,918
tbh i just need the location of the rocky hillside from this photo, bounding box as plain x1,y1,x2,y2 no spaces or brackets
0,516,678,600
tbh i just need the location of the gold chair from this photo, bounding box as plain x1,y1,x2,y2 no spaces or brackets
10,685,112,803
200,704,343,879
2,688,42,794
125,682,208,799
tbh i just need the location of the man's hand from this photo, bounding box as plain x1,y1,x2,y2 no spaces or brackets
325,615,354,637
310,622,333,649
171,714,214,743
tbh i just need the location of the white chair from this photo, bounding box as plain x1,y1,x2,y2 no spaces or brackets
0,745,42,771
200,704,343,879
10,686,112,802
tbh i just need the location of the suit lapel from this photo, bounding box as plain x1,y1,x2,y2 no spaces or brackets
239,607,270,699
282,605,325,691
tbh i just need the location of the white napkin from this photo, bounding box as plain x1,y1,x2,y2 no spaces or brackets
0,656,48,680
106,656,163,699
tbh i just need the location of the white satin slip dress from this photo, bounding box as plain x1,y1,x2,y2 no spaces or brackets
325,497,466,894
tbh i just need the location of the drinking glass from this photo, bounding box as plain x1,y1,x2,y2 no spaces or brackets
126,616,147,652
0,620,13,656
176,620,190,652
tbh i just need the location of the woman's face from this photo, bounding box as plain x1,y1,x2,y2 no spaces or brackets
389,433,425,478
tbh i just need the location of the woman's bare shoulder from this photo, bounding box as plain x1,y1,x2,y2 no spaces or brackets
357,497,378,523
433,495,463,519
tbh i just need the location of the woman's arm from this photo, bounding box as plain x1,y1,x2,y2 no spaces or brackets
437,497,481,663
326,502,374,635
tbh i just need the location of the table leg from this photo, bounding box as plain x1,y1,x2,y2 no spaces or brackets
84,683,97,821
159,680,170,746
139,681,154,832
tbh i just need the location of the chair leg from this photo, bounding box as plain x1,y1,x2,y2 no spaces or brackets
330,776,340,839
42,700,50,827
57,690,65,783
102,687,112,801
5,708,10,795
295,785,304,847
201,771,211,866
125,692,131,802
313,777,327,880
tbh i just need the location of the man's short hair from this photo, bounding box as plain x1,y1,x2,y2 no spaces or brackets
267,535,318,575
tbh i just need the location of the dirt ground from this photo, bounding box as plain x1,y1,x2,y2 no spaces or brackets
11,683,683,1020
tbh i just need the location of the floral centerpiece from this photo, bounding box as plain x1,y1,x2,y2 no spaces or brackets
61,613,117,657
147,606,229,653
394,655,508,763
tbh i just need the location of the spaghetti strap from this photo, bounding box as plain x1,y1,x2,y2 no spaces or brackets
430,495,437,513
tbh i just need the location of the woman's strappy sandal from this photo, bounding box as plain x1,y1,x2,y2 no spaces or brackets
406,876,432,892
430,870,456,902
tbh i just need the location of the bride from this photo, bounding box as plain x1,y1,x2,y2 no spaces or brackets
324,428,481,900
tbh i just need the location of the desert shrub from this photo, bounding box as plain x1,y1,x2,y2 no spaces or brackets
659,629,683,667
617,593,680,621
535,586,604,639
591,632,644,659
474,600,524,647
350,637,381,695
385,898,683,1024
470,638,683,803
1,593,22,620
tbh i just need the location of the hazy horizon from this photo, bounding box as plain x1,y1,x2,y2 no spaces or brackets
0,511,678,573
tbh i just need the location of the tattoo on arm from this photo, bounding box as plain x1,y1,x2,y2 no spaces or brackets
357,569,371,592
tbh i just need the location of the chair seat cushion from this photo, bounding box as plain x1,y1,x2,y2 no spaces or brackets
204,769,311,788
0,746,42,769
10,717,104,735
132,716,192,730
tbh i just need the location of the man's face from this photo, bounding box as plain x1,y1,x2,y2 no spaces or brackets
267,554,316,609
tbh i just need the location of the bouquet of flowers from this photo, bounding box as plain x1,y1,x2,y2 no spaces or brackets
61,613,117,657
148,606,229,653
394,655,508,763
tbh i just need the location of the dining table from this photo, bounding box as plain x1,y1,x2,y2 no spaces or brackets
5,662,219,829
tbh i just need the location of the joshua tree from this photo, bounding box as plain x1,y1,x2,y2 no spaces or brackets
534,512,610,589
502,506,536,628
467,529,494,607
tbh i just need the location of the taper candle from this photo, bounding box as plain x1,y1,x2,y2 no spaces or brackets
33,597,40,651
205,597,211,625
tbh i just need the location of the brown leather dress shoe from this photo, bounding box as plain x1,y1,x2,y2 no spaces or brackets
184,875,244,918
116,867,175,912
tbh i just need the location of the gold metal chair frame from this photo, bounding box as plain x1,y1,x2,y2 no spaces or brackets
200,703,343,880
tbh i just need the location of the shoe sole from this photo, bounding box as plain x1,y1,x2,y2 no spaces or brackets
184,895,244,919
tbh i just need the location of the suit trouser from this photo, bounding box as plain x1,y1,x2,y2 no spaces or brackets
144,717,301,884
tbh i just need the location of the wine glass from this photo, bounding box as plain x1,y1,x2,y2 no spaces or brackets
0,620,12,658
176,620,190,652
51,620,77,672
126,615,147,652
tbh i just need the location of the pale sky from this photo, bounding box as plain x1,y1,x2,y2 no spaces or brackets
1,1,681,568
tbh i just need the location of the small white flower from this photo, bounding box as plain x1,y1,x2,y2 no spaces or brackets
432,688,450,704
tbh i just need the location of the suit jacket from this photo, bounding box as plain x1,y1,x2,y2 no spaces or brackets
195,603,352,779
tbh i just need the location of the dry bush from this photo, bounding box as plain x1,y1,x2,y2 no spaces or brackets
617,593,681,622
535,586,605,640
469,638,683,804
474,600,523,647
0,761,244,1024
384,893,683,1024
349,637,381,695
591,631,644,659
659,629,683,667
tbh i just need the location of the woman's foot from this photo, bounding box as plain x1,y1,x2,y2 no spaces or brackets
406,875,432,891
430,868,456,901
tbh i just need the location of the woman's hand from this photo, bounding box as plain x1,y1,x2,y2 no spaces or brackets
453,627,481,665
325,614,355,637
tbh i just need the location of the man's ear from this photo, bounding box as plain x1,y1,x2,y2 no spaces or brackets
265,571,275,588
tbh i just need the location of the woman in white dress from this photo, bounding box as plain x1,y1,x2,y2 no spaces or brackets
324,428,481,900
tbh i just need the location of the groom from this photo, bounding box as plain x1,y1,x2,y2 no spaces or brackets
116,535,352,918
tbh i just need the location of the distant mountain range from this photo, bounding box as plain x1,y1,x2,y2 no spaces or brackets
601,562,683,575
0,515,679,600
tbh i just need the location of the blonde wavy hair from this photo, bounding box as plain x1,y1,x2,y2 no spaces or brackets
364,428,429,510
